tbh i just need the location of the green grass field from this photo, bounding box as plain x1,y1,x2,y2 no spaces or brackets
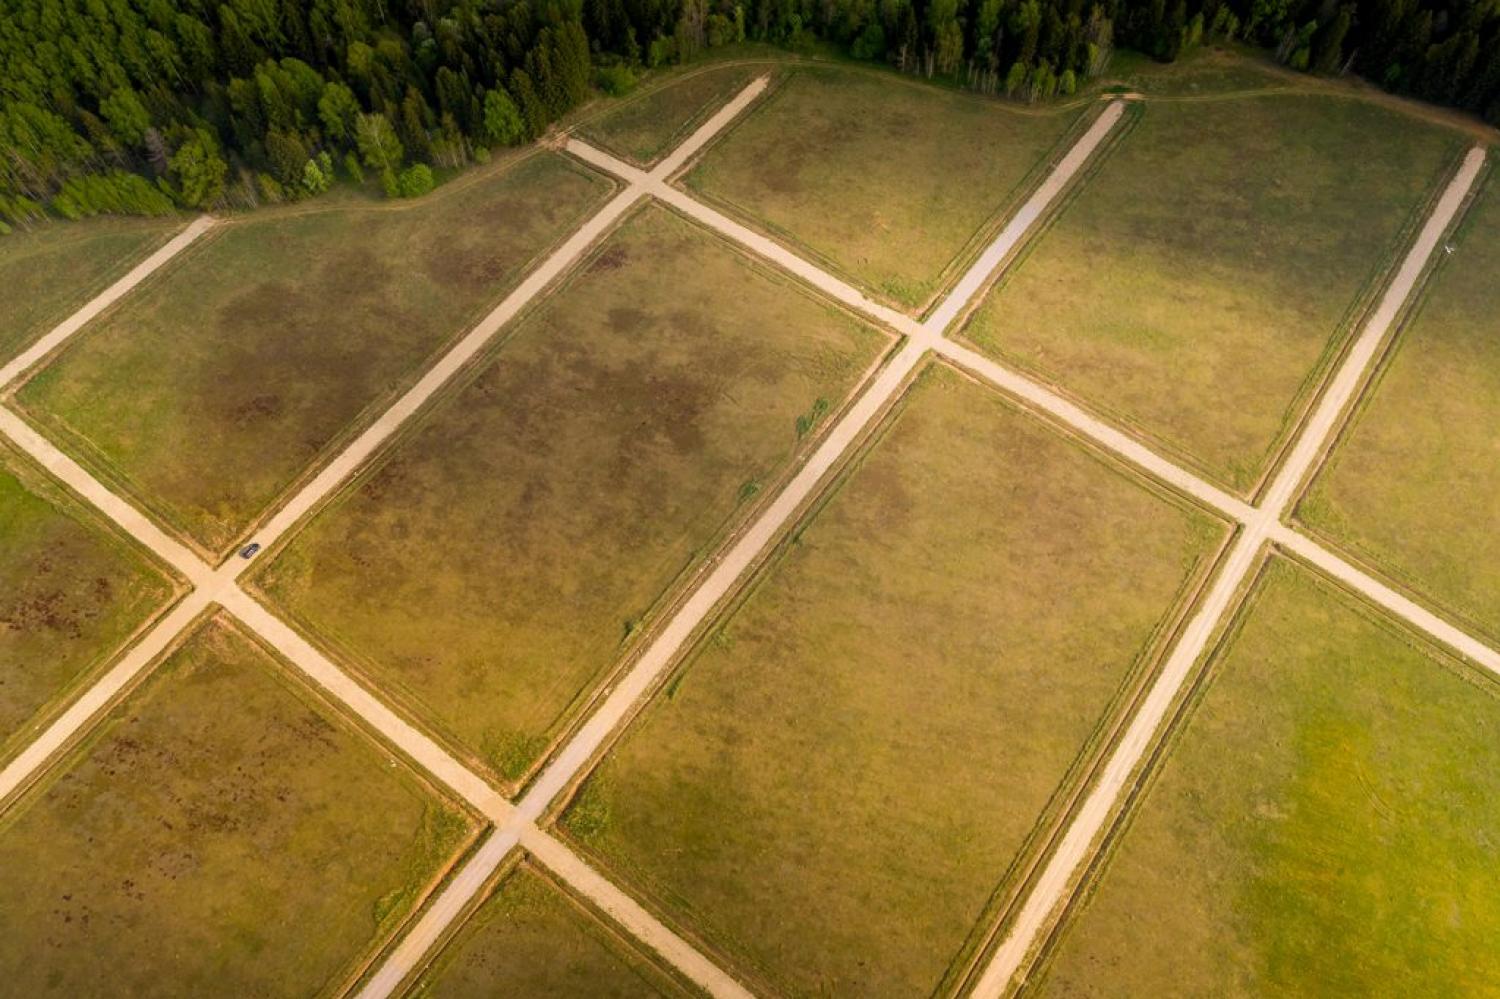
0,441,175,762
562,363,1226,996
577,63,765,165
0,613,474,996
411,862,681,997
684,66,1079,311
253,204,886,786
0,217,181,366
1099,47,1292,96
962,94,1458,494
16,152,612,557
1034,558,1500,995
1298,177,1500,645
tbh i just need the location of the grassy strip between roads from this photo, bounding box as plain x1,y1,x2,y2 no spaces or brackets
410,860,684,997
0,438,176,764
683,64,1081,312
1298,172,1500,646
562,362,1227,996
16,151,613,558
0,612,476,996
962,91,1459,495
0,216,183,366
577,62,767,166
1033,556,1500,995
253,203,887,788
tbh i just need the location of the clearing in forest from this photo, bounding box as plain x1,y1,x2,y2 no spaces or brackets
250,204,887,787
0,614,474,996
0,440,176,764
410,861,682,997
1034,558,1500,995
1298,175,1500,646
0,217,183,365
577,63,768,166
961,93,1458,494
683,66,1080,312
561,364,1226,996
14,152,612,558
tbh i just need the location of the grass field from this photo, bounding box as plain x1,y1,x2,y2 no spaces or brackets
0,613,473,995
253,204,886,786
0,217,181,366
0,441,175,762
16,152,612,557
962,94,1458,494
1298,177,1500,644
683,66,1079,311
1098,47,1292,96
562,363,1226,995
577,63,765,165
411,862,681,997
1034,558,1500,995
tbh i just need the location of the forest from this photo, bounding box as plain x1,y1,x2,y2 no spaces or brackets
2,0,1499,230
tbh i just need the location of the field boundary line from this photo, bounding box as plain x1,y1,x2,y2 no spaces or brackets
966,143,1487,998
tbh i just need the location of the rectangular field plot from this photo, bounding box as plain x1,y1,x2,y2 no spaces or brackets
683,67,1079,312
577,63,765,166
253,203,886,787
962,95,1457,494
1298,178,1500,645
0,613,474,996
411,862,683,997
15,152,612,558
1,217,182,366
1034,558,1500,995
560,363,1227,995
0,441,175,763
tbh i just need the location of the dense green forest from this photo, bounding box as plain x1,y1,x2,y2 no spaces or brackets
2,0,1497,230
